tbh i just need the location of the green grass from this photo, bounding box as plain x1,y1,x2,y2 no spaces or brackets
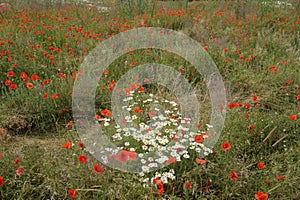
0,0,299,199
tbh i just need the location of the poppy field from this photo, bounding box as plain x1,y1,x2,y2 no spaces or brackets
0,0,299,199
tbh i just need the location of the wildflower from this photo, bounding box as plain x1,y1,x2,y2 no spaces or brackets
194,135,203,143
0,176,3,187
63,142,72,149
94,164,105,174
257,162,266,169
43,94,49,99
117,150,129,163
253,94,258,101
221,141,231,151
100,109,112,117
165,157,176,165
269,66,278,72
66,120,73,128
133,107,142,114
10,84,17,90
7,71,14,77
16,168,25,176
26,83,34,89
255,191,268,200
277,175,284,181
195,158,206,164
157,182,164,195
68,189,77,199
14,158,20,165
248,125,255,130
244,104,251,109
78,142,84,149
229,170,238,181
78,155,87,163
5,80,11,86
185,181,191,190
289,115,297,120
129,62,135,67
31,74,40,81
52,94,58,99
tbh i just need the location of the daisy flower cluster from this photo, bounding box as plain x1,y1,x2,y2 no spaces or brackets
95,82,213,188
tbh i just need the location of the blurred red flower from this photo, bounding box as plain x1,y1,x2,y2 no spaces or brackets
255,191,268,200
257,162,266,169
229,170,239,181
289,115,297,120
94,164,105,174
16,168,25,176
68,190,77,199
78,155,87,163
185,181,191,190
0,176,3,187
221,141,231,151
63,142,72,149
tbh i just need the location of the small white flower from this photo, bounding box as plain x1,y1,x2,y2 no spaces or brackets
124,142,130,146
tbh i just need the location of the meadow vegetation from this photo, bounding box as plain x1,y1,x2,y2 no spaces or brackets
0,0,299,199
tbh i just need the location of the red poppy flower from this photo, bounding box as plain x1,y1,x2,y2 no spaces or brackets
0,176,3,187
253,94,258,101
78,142,84,149
117,150,129,163
229,170,239,181
129,62,135,67
255,191,268,200
133,107,142,114
0,129,2,135
139,87,145,92
16,167,25,176
257,162,266,169
157,182,164,195
148,110,156,118
244,104,251,109
221,141,231,151
108,80,115,91
52,94,58,99
14,158,20,165
78,155,87,163
194,135,203,143
166,157,176,165
63,142,72,149
289,115,297,120
100,109,112,117
185,181,191,190
248,125,255,130
277,175,284,181
31,74,40,81
196,158,206,165
7,71,14,77
26,83,34,89
43,93,49,99
66,120,73,128
94,164,105,174
127,151,137,161
68,189,77,199
4,80,11,86
10,84,17,90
